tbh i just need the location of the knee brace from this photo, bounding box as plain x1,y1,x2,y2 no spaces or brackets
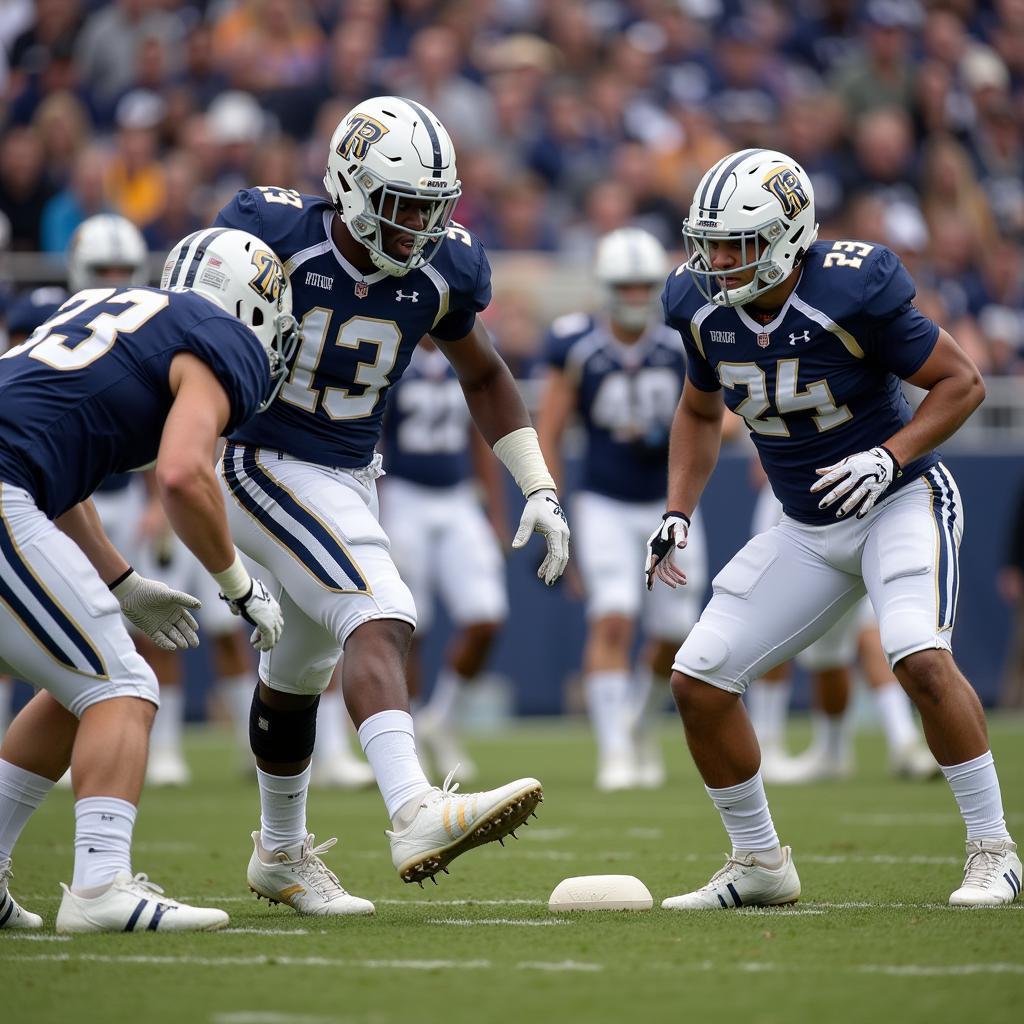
249,688,320,762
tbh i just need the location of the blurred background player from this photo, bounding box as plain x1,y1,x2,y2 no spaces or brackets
538,227,707,791
747,473,937,782
65,214,262,786
379,336,510,782
310,663,375,789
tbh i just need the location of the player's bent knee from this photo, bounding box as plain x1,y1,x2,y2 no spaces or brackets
894,648,955,707
670,672,735,719
70,665,161,718
250,688,320,762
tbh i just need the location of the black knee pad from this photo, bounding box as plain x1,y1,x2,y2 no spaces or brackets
249,688,320,762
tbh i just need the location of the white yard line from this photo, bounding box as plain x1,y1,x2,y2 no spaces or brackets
221,929,311,935
212,1015,340,1024
425,918,571,926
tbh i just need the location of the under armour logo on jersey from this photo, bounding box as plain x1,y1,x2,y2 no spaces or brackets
395,290,419,302
789,330,811,345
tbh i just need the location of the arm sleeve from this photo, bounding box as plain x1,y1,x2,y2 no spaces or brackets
859,246,940,379
542,328,573,371
213,189,265,238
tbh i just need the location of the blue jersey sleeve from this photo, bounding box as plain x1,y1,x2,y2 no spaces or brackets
185,313,270,432
859,246,940,379
429,227,493,341
543,313,592,371
213,188,265,239
662,269,720,392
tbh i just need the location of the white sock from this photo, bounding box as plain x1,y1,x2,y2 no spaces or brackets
873,682,918,752
357,710,432,821
313,690,345,762
633,666,669,728
423,667,465,726
0,760,54,861
72,796,136,893
746,679,791,758
257,764,311,855
0,679,12,736
223,674,255,754
585,671,633,759
810,711,851,767
940,751,1011,841
706,773,781,859
150,685,183,754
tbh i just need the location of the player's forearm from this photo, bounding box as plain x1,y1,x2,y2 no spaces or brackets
55,499,131,584
665,406,722,517
157,464,236,575
461,356,533,446
884,373,985,468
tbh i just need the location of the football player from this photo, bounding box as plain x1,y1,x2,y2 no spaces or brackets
212,95,568,912
649,149,1019,908
66,215,262,787
379,336,510,782
537,228,708,791
0,228,294,932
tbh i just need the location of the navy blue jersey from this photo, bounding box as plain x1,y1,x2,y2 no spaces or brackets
5,287,68,340
0,287,269,518
381,344,472,488
215,188,491,468
545,313,687,503
663,240,940,524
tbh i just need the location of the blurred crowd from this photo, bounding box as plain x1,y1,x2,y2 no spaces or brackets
0,0,1023,373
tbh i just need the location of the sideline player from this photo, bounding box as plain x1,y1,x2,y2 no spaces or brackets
213,96,569,914
648,148,1019,908
0,227,294,931
538,227,707,791
380,336,510,781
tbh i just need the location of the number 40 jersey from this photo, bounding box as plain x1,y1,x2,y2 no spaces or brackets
215,187,492,468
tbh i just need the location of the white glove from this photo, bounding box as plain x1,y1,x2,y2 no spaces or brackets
109,570,200,651
220,577,283,652
645,512,690,590
811,446,900,520
512,488,570,586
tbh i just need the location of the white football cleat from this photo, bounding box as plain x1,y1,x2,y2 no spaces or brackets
56,871,228,933
949,839,1022,907
764,748,851,785
145,747,190,787
889,741,939,780
310,752,376,790
388,769,542,884
0,858,43,930
662,847,801,910
247,832,375,916
416,712,477,783
631,721,666,790
596,752,638,792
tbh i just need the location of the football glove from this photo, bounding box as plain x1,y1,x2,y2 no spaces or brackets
811,446,901,520
220,577,284,652
513,488,570,586
645,511,690,591
109,569,200,651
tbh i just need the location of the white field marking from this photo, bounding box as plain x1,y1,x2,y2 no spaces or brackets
519,827,575,842
857,964,1024,977
221,928,310,936
0,934,70,941
19,841,197,855
734,908,826,916
212,1015,339,1024
0,952,602,973
425,918,571,927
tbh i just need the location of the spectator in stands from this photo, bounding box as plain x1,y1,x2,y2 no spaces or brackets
40,143,109,253
0,126,53,250
106,89,166,227
6,0,83,90
560,179,635,262
998,483,1024,708
31,89,91,192
140,151,203,252
489,172,560,253
919,134,999,254
849,106,920,204
975,240,1024,376
611,141,685,251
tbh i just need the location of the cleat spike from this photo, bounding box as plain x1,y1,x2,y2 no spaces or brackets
497,837,504,847
430,874,438,886
509,830,519,840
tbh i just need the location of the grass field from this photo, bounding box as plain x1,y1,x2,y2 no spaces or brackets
3,715,1023,1024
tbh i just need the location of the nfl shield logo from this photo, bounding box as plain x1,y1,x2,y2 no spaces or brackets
354,280,369,298
757,332,770,348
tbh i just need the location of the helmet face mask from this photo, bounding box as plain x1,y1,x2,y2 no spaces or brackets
161,228,300,411
323,96,461,277
68,214,149,294
594,227,668,332
683,150,818,307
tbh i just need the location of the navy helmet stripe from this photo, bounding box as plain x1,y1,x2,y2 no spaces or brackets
705,149,763,212
167,230,204,288
0,511,105,675
402,98,443,179
182,228,229,288
124,898,148,932
698,153,733,210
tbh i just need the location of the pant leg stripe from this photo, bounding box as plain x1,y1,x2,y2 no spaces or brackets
935,464,961,626
924,470,953,630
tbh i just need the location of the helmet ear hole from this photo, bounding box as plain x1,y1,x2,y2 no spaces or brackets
252,307,264,328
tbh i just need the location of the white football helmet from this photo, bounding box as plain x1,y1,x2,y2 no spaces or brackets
323,95,461,277
161,228,299,411
682,149,818,306
594,227,669,331
68,214,149,294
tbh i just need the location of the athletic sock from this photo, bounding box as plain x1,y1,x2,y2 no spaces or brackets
873,681,918,752
149,685,183,754
72,796,136,893
0,679,12,736
706,773,781,859
633,666,669,729
810,711,851,770
257,764,311,855
0,760,54,861
746,678,791,759
312,690,346,763
584,671,633,759
422,667,465,726
357,710,432,822
223,674,256,755
940,751,1011,841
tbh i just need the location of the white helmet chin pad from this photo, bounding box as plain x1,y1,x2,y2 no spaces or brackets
594,227,668,330
68,214,149,294
161,228,299,411
682,149,819,307
323,95,461,277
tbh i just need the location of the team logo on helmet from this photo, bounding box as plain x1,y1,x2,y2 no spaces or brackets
762,167,810,220
248,249,285,307
337,113,390,161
